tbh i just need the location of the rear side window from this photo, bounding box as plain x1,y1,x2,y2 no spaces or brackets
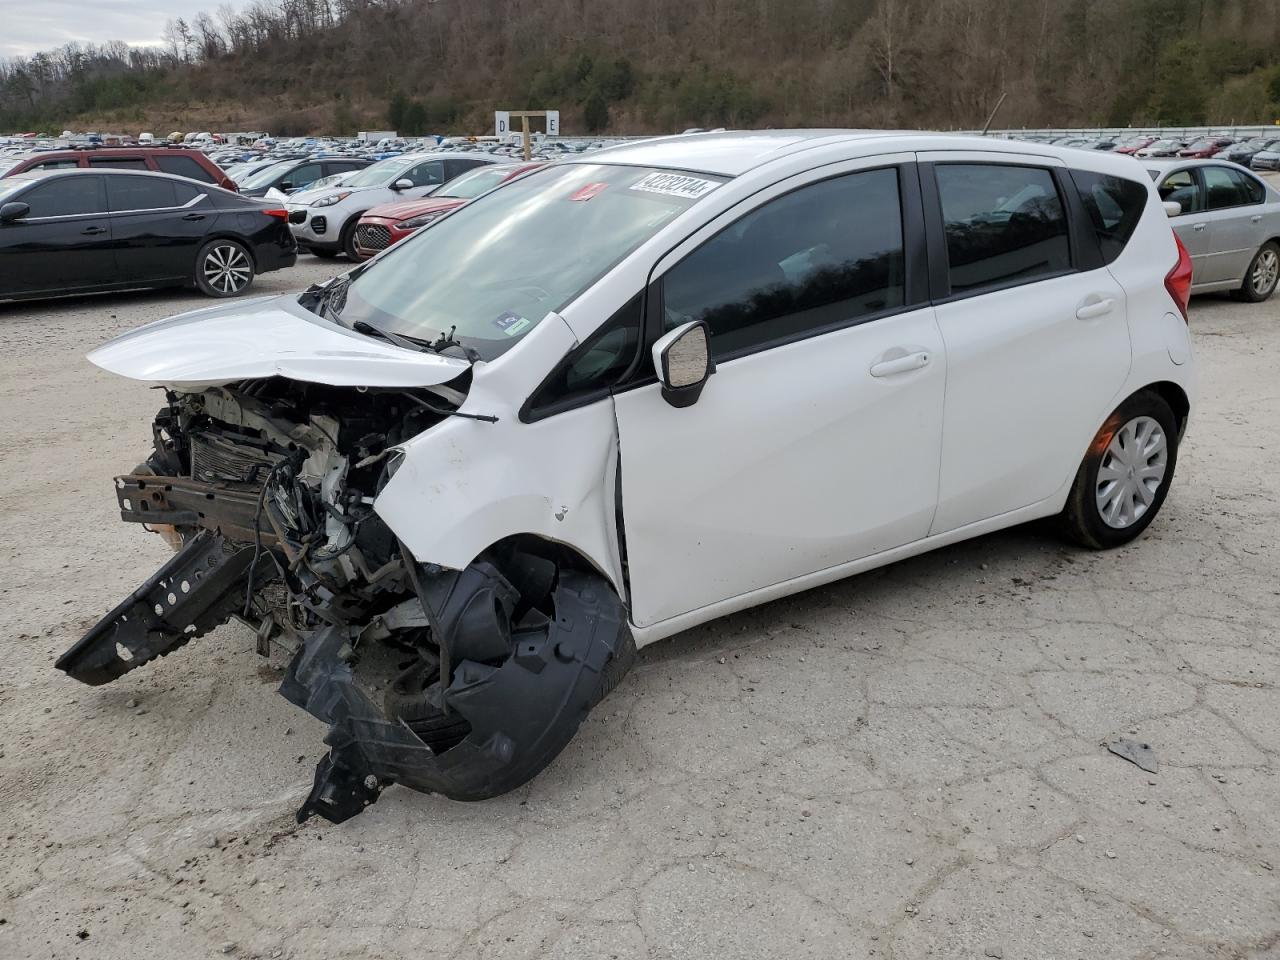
1070,170,1149,264
663,167,906,359
21,176,107,217
106,176,181,211
154,153,216,183
89,157,148,170
934,164,1070,295
1202,166,1263,209
405,159,444,187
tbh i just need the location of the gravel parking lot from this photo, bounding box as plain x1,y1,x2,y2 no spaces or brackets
1,251,1277,960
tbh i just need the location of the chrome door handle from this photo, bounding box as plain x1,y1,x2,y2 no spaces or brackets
1192,223,1207,232
870,351,930,378
182,213,206,221
1076,298,1116,320
81,225,107,236
1251,214,1263,223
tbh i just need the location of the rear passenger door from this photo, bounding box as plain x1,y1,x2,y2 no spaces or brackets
920,154,1131,534
1198,165,1267,284
105,175,208,282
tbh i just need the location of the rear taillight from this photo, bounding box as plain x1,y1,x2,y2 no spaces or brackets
261,208,289,221
1165,232,1193,324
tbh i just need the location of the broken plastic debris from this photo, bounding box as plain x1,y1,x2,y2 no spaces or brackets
1104,736,1158,774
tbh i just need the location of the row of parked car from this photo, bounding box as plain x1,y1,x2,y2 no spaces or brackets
1,129,1278,306
1011,133,1280,170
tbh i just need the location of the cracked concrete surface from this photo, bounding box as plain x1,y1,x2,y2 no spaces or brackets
1,255,1278,960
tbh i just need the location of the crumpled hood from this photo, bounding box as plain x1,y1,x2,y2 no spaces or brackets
364,196,464,221
88,293,470,388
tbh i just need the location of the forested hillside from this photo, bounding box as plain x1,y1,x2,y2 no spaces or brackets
3,0,1280,136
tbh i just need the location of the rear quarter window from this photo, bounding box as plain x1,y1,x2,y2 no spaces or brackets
1070,170,1149,264
154,153,217,183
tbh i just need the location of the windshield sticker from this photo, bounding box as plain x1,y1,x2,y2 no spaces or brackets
569,182,608,202
494,312,532,337
629,172,719,200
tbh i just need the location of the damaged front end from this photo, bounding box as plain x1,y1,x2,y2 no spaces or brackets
58,378,633,823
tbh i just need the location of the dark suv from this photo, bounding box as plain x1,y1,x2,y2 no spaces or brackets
3,147,236,191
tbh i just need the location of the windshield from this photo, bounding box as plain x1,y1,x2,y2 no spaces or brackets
337,163,725,359
441,165,515,200
1149,140,1180,150
1185,140,1214,150
342,155,424,188
0,177,31,202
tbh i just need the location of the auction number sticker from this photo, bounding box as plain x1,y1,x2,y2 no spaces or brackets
629,172,719,200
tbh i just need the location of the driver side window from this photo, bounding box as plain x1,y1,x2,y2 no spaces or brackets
661,167,906,360
407,160,444,187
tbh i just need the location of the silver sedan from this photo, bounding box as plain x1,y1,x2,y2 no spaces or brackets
1146,159,1280,302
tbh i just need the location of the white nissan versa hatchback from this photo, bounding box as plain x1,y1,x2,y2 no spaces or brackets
63,132,1195,823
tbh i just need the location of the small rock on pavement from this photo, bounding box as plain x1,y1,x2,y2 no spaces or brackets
126,699,138,709
220,943,236,954
985,946,1003,959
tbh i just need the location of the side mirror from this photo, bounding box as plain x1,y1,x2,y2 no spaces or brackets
0,201,30,223
392,178,414,191
653,320,714,408
1162,200,1182,217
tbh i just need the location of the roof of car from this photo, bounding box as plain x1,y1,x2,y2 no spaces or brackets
577,129,1142,177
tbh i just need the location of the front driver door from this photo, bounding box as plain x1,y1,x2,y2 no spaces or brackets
1,174,115,296
613,159,946,628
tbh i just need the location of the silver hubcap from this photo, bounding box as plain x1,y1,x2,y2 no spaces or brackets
1252,249,1279,295
203,245,251,294
1094,416,1168,529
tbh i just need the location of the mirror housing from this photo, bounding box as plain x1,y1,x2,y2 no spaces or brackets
0,201,30,223
392,178,414,191
1162,200,1182,217
653,320,714,408
278,181,293,192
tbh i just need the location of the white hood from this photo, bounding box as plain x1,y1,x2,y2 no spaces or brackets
88,294,470,389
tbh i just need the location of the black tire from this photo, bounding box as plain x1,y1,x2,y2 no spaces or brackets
194,238,255,297
309,248,339,259
1231,240,1279,303
1060,390,1179,550
340,218,362,261
384,659,474,755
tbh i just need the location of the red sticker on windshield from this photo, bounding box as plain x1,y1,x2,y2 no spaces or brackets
569,183,608,202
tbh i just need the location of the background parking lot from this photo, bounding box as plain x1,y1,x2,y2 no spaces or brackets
1,253,1277,959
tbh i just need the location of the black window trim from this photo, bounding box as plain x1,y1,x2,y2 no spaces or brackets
921,159,1082,305
519,292,649,423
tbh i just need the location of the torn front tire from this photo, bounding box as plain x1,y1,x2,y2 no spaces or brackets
281,567,635,821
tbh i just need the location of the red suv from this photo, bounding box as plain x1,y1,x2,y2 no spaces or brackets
3,147,235,191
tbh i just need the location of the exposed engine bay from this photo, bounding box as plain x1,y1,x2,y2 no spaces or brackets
57,377,633,823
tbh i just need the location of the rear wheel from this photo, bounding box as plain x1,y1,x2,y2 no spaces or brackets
195,239,255,297
1232,241,1279,302
1060,390,1179,549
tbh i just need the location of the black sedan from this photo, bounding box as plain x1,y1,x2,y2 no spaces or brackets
0,169,296,301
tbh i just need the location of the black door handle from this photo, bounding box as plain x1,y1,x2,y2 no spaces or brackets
182,213,206,221
81,226,107,235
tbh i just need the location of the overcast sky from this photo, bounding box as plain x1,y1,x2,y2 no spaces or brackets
0,0,241,60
